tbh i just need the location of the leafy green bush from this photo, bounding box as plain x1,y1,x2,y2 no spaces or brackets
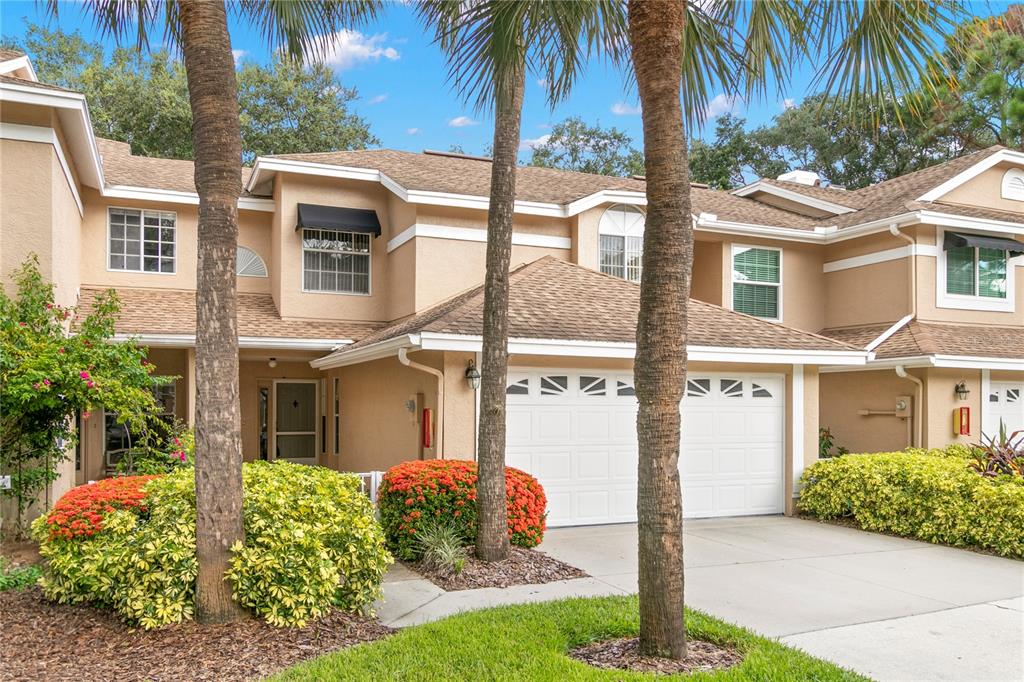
799,451,1024,558
32,461,391,628
414,521,468,577
0,557,42,591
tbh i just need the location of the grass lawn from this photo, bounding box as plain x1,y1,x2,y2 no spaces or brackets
274,596,867,681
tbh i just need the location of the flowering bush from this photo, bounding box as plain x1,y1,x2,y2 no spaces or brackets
32,462,391,629
115,420,195,475
377,459,547,560
42,475,158,540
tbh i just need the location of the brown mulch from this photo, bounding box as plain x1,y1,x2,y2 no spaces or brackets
0,587,392,682
409,546,588,591
0,539,41,568
570,637,743,675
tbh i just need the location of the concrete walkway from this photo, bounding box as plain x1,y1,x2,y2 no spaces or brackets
377,516,1024,682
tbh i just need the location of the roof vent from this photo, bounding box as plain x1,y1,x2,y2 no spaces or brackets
423,149,492,162
777,169,822,186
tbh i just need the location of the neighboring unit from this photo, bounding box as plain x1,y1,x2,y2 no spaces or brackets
2,50,1021,525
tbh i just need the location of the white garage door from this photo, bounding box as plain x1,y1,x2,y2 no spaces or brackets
985,382,1023,438
505,370,785,527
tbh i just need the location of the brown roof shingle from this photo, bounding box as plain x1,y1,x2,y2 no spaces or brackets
340,257,860,355
0,48,25,62
75,287,383,343
96,138,256,196
820,320,1024,360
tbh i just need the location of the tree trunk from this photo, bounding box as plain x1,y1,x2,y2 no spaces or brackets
178,0,247,624
628,0,691,660
475,62,525,563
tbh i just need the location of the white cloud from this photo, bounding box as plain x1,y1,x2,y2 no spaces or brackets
782,97,797,110
368,93,388,105
536,78,548,88
447,116,479,128
406,127,421,135
705,93,740,118
307,30,400,70
231,49,247,65
519,134,551,152
611,101,641,116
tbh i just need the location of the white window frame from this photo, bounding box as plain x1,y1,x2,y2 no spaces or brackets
106,206,177,275
936,227,1016,313
598,204,646,283
729,244,783,322
300,228,372,296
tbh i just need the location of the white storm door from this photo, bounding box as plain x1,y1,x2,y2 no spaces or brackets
273,380,318,465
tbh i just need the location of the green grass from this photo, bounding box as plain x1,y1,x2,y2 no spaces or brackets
274,596,868,681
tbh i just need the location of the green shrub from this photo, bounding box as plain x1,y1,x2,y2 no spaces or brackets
798,451,1024,558
904,443,977,459
0,557,42,592
414,520,468,577
32,461,391,629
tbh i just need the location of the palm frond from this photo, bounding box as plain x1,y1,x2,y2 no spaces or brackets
233,0,382,62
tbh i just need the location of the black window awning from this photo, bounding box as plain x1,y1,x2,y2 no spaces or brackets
943,231,1024,257
296,203,381,237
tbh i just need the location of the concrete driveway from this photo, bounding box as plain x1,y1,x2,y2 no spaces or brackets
541,516,1024,682
380,516,1022,681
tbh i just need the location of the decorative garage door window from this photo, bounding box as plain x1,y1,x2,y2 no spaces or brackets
687,379,711,398
579,376,607,396
540,375,569,396
506,377,530,395
616,378,636,396
686,378,775,400
985,382,1024,438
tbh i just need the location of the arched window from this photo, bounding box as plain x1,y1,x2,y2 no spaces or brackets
236,246,268,277
598,204,645,282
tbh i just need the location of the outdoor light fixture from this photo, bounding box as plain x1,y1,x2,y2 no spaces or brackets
954,381,970,401
465,359,481,390
268,357,278,368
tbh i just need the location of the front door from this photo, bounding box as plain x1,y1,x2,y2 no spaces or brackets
273,380,318,465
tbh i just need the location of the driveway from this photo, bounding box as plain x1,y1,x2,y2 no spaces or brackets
380,516,1023,682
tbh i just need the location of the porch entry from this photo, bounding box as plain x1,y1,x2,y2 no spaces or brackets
267,379,319,465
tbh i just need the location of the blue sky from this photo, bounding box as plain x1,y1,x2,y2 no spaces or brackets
0,1,1010,159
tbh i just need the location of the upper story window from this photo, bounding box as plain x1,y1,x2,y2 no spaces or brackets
938,229,1019,312
108,208,176,273
732,245,782,320
302,228,370,295
599,204,645,282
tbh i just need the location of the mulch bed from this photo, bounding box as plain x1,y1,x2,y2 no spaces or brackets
570,637,743,675
0,587,392,682
409,546,588,591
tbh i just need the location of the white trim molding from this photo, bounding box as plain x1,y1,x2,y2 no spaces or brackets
865,315,914,352
821,354,1024,373
0,54,37,81
386,223,572,253
917,148,1024,202
732,180,856,215
823,245,938,273
103,184,275,212
0,122,83,215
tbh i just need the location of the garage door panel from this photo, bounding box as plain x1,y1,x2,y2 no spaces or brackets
508,370,784,526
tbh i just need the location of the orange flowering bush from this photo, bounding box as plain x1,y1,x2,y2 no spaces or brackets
42,475,158,540
377,459,547,560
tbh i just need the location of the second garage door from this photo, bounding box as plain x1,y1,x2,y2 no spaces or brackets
505,369,785,527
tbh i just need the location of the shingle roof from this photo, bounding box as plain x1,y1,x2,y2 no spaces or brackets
757,178,867,209
0,48,25,62
268,149,819,229
340,256,860,354
0,73,76,93
75,287,383,342
820,320,1024,360
96,137,256,196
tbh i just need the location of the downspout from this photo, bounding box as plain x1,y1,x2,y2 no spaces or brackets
895,365,923,448
398,347,444,458
891,224,923,448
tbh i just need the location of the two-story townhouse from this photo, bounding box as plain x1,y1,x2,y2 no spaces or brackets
2,50,1021,528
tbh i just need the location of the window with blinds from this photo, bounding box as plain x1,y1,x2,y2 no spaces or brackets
732,246,781,319
946,245,1007,299
301,228,371,294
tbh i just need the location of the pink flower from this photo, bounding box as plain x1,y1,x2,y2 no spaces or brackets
179,452,186,462
173,438,182,446
45,303,53,310
18,322,26,327
79,371,90,379
58,348,65,354
87,381,95,388
43,379,51,386
82,411,91,419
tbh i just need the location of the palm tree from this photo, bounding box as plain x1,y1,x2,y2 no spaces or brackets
626,0,962,659
49,0,380,623
417,1,627,562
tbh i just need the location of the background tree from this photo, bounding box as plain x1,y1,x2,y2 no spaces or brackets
0,256,163,534
626,0,962,658
52,0,381,624
418,0,627,562
529,116,643,177
2,22,377,161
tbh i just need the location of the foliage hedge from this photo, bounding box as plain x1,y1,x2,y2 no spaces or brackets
798,449,1024,558
32,461,391,629
377,460,547,560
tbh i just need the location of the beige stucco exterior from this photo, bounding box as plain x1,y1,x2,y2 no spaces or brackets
938,161,1024,214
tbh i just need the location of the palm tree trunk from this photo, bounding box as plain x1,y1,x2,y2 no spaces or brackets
628,0,691,659
475,62,525,563
178,0,247,624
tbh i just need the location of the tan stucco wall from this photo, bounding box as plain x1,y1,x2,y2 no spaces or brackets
824,259,909,328
1,139,57,296
938,161,1024,214
922,367,983,448
692,239,723,305
819,369,920,454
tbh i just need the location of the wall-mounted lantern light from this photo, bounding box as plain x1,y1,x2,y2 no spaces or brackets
954,381,970,401
465,359,481,391
268,357,278,369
